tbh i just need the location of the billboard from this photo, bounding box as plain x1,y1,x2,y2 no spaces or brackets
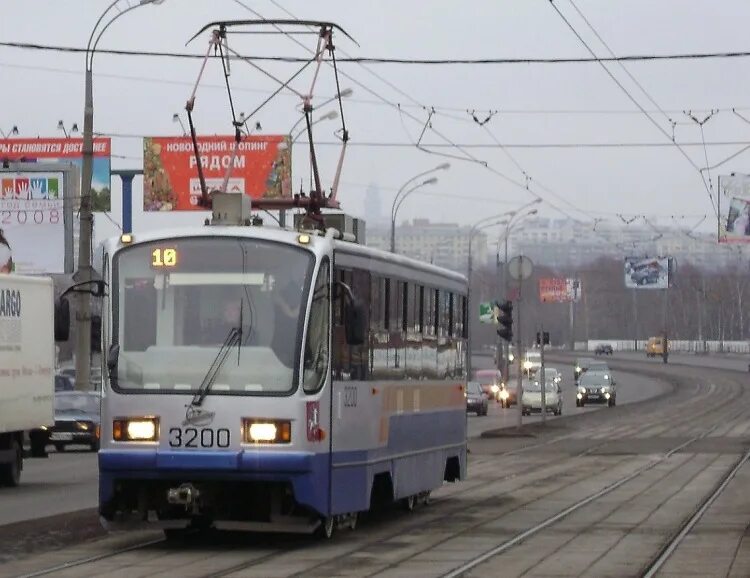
624,257,669,289
0,138,111,211
143,135,291,211
0,171,66,274
539,278,582,303
718,174,750,243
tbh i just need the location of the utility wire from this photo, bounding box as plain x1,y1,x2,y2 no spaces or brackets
548,0,718,218
4,40,750,65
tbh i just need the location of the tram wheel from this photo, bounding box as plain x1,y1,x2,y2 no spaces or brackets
402,495,417,512
316,516,335,539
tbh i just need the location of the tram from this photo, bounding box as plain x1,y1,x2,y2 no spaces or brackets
93,196,468,537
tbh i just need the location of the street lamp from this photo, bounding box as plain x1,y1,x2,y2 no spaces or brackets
290,110,338,144
75,0,165,392
237,113,262,136
0,126,19,138
172,113,187,136
390,163,450,252
57,121,79,138
287,88,352,138
390,177,439,252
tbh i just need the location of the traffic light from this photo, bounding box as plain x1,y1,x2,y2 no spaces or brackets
536,331,550,346
495,300,513,342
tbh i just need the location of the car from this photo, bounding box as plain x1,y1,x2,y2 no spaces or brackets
47,391,101,452
574,357,596,384
631,265,660,286
595,344,613,356
521,378,563,416
523,351,542,375
576,371,616,407
55,374,75,392
498,380,518,408
465,381,489,416
474,369,504,402
542,367,562,386
646,336,667,357
587,361,610,374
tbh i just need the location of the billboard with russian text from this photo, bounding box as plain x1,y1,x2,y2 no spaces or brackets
0,138,111,211
719,174,750,243
143,135,291,211
539,277,582,303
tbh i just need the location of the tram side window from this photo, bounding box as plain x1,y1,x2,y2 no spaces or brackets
389,279,402,332
401,281,408,332
371,275,387,331
332,265,371,381
303,260,330,393
448,293,455,336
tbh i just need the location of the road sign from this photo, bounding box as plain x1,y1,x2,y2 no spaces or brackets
508,255,533,281
479,302,498,324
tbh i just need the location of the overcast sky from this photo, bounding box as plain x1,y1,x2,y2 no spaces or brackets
2,0,750,246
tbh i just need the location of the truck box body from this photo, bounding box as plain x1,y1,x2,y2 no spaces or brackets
0,275,54,435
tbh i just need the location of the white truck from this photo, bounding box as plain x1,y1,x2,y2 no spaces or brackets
0,275,55,486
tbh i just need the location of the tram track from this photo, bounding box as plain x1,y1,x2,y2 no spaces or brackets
7,361,749,578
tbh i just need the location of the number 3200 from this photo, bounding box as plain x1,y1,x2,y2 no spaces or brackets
168,427,230,448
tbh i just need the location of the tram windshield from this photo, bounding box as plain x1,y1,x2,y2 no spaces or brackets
112,237,314,394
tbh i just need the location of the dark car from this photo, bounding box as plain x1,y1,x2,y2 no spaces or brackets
48,391,101,452
595,344,613,356
574,357,596,384
55,374,75,392
466,381,489,416
631,266,660,286
576,371,617,407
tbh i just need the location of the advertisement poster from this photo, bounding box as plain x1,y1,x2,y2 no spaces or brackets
539,278,581,303
143,135,291,211
0,171,66,274
718,174,750,243
624,257,669,289
0,138,111,211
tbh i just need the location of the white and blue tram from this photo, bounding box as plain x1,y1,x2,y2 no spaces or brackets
95,214,468,536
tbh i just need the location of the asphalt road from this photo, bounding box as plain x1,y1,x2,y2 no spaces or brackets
4,352,750,577
0,354,669,528
466,354,671,439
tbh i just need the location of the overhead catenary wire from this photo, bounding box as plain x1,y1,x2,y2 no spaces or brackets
4,39,750,65
548,0,719,219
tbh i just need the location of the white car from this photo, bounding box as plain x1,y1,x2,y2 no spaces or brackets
522,351,542,375
521,379,562,416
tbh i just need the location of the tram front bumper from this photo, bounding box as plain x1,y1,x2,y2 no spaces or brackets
99,449,329,522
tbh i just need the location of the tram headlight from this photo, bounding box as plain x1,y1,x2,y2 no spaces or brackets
491,384,500,394
523,361,533,370
113,417,159,442
499,389,509,400
242,419,291,444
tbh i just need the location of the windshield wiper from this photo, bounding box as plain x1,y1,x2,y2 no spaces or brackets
187,326,242,413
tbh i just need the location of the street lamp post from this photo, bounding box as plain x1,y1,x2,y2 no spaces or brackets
57,121,79,138
389,163,450,252
75,0,165,391
172,113,188,136
390,177,439,252
465,211,520,378
499,207,539,385
0,126,19,138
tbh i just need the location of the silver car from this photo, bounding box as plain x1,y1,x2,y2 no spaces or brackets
521,379,563,416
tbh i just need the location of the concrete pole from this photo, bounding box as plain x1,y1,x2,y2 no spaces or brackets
540,325,546,424
516,265,524,429
75,68,94,392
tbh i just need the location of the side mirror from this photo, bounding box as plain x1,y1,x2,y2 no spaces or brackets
91,314,102,353
54,299,70,342
107,343,120,386
344,298,366,346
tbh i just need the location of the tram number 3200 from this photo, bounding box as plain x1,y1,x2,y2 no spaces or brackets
168,427,230,448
